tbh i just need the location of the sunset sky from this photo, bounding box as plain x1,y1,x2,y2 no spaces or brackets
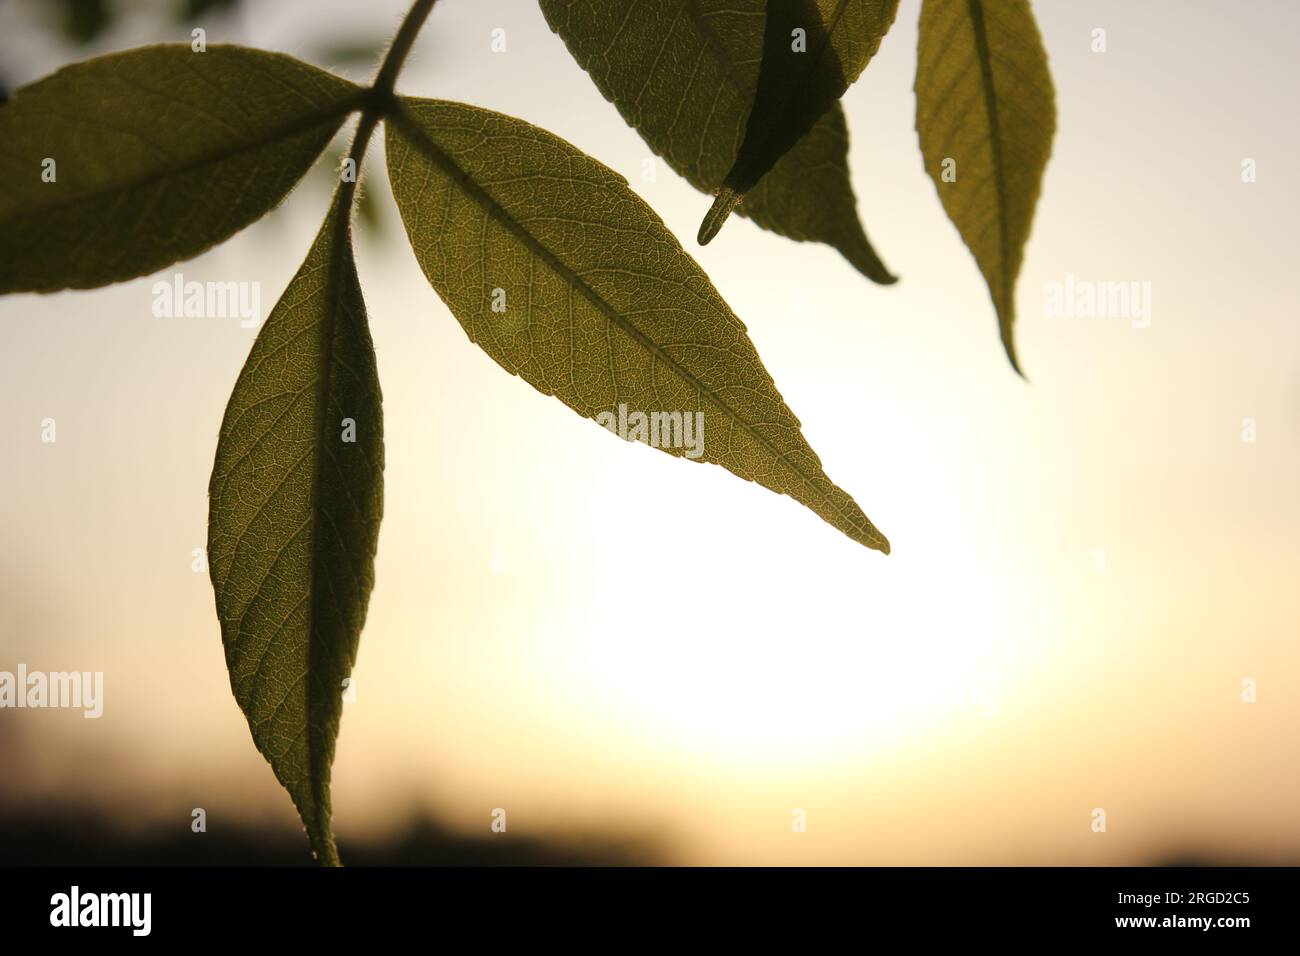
1,0,1297,864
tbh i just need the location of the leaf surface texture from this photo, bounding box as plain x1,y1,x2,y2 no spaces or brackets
915,0,1055,372
0,45,362,293
208,189,383,865
703,0,899,242
540,0,896,283
386,97,888,553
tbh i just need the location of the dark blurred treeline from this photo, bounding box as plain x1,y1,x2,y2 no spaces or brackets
0,806,664,866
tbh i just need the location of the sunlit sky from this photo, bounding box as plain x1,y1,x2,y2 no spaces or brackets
1,0,1297,864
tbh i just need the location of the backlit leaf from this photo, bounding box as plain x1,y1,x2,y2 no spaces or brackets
702,0,900,243
0,45,363,293
207,188,384,866
539,0,896,284
386,97,889,553
915,0,1055,374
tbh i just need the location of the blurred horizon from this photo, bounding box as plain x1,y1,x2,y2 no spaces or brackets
1,0,1297,866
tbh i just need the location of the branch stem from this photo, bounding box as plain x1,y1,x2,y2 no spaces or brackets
340,0,439,211
372,0,439,103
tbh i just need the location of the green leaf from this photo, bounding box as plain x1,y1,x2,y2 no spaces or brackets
207,188,384,866
915,0,1055,375
386,97,889,554
539,0,896,284
701,0,900,243
0,44,364,294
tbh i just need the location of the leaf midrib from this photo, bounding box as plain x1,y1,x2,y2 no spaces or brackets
389,102,885,550
301,193,354,867
965,0,1014,354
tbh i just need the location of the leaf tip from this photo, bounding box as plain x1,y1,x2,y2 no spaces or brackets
697,187,743,245
1000,319,1029,381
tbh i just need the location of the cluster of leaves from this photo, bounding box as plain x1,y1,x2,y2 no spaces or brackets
0,0,1055,863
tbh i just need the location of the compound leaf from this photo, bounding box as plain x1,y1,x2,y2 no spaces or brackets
386,97,888,553
915,0,1055,374
0,44,363,293
702,0,900,243
208,188,383,866
540,0,896,284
